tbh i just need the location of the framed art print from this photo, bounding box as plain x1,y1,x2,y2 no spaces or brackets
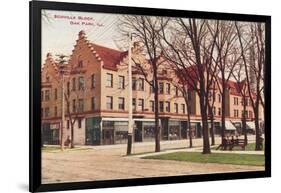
30,1,271,192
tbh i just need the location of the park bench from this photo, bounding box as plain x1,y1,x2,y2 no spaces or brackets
216,137,246,151
229,139,246,150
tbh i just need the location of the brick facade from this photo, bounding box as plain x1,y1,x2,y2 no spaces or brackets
41,31,264,145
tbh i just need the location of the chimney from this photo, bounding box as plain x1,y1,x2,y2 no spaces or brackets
46,53,52,59
133,41,141,51
78,30,86,39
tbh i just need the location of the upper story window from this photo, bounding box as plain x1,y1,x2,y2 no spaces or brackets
91,74,96,89
234,109,239,118
72,77,76,91
78,60,83,68
213,107,216,116
159,82,164,94
149,100,155,112
45,90,50,101
54,88,58,100
218,108,221,116
46,76,50,82
234,97,239,105
44,107,50,118
166,83,170,94
132,98,136,111
118,76,125,89
78,99,84,112
174,103,178,113
106,73,113,87
41,91,44,101
159,101,164,112
132,78,137,90
139,78,144,91
165,102,170,112
106,96,113,109
138,99,144,111
175,86,178,96
118,97,125,110
91,97,96,110
245,98,248,106
72,99,76,113
54,106,57,117
78,76,85,90
181,104,185,114
218,94,221,103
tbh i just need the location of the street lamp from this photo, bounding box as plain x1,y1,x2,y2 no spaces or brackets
127,32,133,155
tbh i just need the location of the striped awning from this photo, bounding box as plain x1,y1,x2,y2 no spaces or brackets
225,121,236,130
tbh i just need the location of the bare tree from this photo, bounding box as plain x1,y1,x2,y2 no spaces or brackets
171,73,194,148
159,18,219,154
208,21,240,143
56,54,90,149
235,22,265,150
232,62,249,145
118,15,168,152
207,83,217,146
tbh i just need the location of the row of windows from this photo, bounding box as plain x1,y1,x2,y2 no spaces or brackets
106,73,181,96
234,109,253,118
209,93,222,103
42,99,85,118
212,107,222,116
106,96,186,114
106,73,125,89
234,97,252,106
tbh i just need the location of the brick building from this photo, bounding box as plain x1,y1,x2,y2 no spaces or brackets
41,31,263,145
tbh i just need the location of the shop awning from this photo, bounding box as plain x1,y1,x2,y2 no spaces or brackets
225,120,236,130
246,122,255,130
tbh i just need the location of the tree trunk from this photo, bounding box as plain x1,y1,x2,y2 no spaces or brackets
71,123,75,148
221,87,226,143
186,99,193,148
154,71,161,152
254,102,262,150
200,95,211,154
207,102,215,146
242,99,248,145
210,113,215,146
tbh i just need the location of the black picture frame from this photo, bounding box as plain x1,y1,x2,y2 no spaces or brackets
29,1,271,192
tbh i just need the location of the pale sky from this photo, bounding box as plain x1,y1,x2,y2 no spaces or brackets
42,10,122,64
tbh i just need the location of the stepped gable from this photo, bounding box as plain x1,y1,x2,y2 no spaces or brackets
89,43,128,71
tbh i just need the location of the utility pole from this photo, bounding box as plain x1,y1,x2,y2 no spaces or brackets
127,32,133,155
56,54,68,151
61,73,65,151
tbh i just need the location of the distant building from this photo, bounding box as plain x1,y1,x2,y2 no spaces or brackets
41,31,263,145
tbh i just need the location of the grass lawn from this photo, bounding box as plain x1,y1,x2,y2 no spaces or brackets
211,143,264,151
143,152,264,166
42,146,92,153
244,143,264,151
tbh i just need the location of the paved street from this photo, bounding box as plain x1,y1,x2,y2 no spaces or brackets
42,135,264,184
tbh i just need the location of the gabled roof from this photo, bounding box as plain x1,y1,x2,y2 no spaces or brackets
89,43,128,71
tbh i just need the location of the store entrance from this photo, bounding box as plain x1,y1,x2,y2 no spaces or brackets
102,129,114,145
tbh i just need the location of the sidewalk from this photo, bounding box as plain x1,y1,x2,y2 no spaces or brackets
76,135,258,156
130,146,264,158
